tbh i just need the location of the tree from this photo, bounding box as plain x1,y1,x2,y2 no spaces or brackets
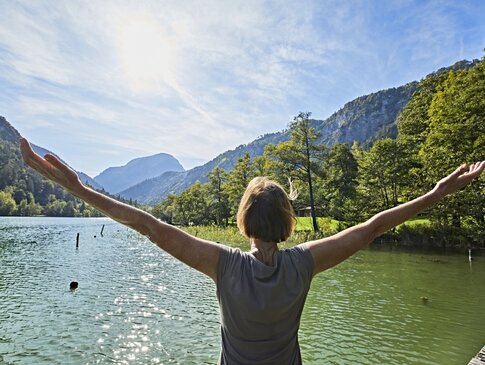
420,60,485,227
62,201,77,216
266,112,326,232
358,139,414,215
397,72,446,151
320,143,358,223
207,167,230,226
44,200,67,217
16,199,41,216
173,182,212,226
224,153,255,220
153,194,177,223
252,155,273,177
396,63,479,198
0,189,17,216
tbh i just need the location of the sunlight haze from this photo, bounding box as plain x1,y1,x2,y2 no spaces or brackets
0,0,484,176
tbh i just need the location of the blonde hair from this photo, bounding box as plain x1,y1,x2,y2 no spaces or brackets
237,177,297,243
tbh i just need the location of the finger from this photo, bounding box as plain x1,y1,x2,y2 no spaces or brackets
45,154,66,169
45,154,77,179
23,151,46,171
449,163,468,179
19,139,58,178
473,161,485,175
19,138,45,166
469,162,480,173
19,137,35,161
467,161,481,173
461,161,485,180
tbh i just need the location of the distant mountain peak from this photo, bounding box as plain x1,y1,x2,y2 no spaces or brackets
94,153,184,194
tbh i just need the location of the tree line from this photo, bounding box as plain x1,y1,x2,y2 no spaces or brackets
152,58,484,238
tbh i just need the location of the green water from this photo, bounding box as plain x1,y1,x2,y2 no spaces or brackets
0,217,483,364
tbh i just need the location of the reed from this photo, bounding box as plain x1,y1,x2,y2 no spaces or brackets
182,217,341,249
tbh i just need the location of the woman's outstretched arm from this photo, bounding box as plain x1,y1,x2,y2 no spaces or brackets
20,138,221,281
303,161,485,275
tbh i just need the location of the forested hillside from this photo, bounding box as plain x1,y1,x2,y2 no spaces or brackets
152,58,485,247
121,60,478,205
0,117,135,216
0,137,102,216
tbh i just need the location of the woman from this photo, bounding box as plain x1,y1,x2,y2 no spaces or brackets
20,138,484,364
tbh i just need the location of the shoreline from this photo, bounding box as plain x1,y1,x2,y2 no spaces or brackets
1,216,483,251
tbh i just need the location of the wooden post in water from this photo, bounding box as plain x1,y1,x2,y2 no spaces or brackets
76,233,80,249
468,345,485,365
100,224,105,237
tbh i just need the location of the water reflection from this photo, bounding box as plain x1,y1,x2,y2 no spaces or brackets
0,217,483,364
300,250,485,365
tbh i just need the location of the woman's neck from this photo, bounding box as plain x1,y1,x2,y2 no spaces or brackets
250,238,279,266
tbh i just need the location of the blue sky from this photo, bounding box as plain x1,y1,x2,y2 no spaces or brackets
0,0,484,177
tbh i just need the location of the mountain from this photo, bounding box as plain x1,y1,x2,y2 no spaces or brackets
120,132,284,204
94,153,185,194
120,83,417,205
0,116,102,190
120,59,478,205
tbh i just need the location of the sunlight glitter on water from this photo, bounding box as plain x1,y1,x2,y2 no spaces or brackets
0,217,484,365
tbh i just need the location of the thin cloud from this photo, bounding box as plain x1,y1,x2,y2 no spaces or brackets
0,0,484,176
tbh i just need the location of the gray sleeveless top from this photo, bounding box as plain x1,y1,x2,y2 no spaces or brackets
216,245,314,364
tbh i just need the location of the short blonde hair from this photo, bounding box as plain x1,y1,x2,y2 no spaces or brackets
237,177,296,243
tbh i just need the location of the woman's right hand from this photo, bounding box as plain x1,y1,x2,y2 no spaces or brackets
20,137,222,281
20,138,83,195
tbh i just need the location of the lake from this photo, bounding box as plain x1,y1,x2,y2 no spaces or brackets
0,217,483,364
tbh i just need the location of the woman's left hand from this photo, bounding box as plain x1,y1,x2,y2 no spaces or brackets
432,161,485,199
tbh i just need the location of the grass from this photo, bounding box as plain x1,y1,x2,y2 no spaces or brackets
182,217,341,249
295,217,341,233
397,217,432,229
183,216,484,250
184,225,247,246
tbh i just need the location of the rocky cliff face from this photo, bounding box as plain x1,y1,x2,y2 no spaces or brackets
314,83,418,147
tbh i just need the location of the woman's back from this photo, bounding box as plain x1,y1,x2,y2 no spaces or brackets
217,245,314,364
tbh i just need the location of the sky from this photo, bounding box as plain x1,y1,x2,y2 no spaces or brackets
0,0,484,177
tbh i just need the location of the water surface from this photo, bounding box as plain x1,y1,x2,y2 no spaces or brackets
0,217,483,364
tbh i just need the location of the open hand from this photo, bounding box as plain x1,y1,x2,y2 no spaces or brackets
433,162,485,198
19,138,83,194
